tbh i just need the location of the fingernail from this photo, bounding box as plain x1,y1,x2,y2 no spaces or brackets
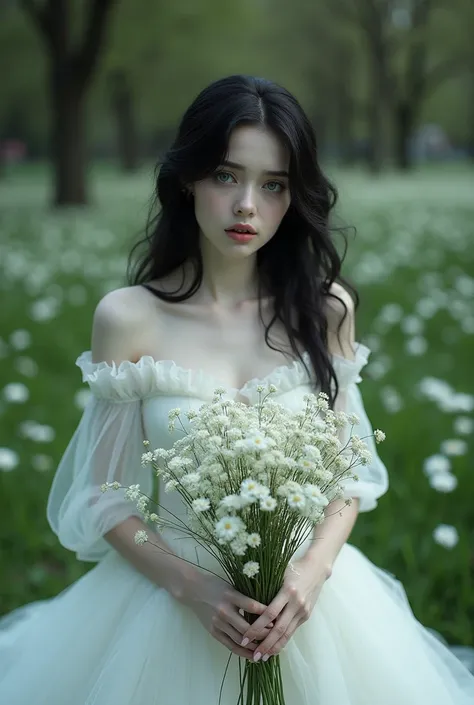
253,651,262,662
262,654,270,662
241,637,249,647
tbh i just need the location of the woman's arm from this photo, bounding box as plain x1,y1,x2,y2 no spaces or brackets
301,281,360,576
300,497,360,578
104,517,200,601
92,291,201,601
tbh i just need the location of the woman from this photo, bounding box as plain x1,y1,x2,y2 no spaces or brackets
0,74,472,704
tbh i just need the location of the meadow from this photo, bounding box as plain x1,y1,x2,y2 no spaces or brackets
0,164,473,664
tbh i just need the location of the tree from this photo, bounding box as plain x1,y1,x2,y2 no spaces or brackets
20,0,116,205
333,0,470,171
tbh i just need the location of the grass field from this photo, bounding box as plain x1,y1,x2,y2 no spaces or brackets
0,163,473,652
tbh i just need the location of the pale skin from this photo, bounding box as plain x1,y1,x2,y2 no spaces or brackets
93,124,360,663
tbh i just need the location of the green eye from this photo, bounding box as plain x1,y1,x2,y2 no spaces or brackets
265,181,284,193
215,171,234,184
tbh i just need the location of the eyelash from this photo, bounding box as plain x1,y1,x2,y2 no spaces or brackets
214,170,286,194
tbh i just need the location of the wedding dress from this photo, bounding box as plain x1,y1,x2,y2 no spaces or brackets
0,342,473,704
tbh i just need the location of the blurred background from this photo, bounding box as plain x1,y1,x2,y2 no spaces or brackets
0,0,473,669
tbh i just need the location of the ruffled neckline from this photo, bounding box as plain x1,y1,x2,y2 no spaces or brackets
76,343,370,404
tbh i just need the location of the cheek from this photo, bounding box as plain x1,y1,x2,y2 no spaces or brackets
264,195,291,228
195,185,226,220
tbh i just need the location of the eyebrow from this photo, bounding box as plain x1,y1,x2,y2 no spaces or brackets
221,160,289,178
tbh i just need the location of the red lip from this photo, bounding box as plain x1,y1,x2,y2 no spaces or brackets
225,223,257,234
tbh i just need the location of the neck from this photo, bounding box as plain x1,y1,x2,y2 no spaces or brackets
196,235,261,308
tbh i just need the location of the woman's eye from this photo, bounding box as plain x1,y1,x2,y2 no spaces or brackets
215,171,235,184
264,181,285,193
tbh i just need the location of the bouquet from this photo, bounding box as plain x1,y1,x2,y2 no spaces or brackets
102,384,385,704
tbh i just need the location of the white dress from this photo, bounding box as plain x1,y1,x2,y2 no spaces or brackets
1,343,473,705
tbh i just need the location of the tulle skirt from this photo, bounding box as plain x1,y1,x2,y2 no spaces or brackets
1,531,473,705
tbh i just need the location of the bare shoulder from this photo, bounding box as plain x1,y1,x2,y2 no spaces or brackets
91,285,157,365
324,282,356,360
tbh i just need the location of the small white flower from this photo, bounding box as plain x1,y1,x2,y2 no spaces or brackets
230,535,248,556
235,433,273,453
124,484,141,501
247,533,261,548
165,479,179,492
0,448,19,472
303,484,329,508
287,492,306,510
136,496,149,513
215,516,245,542
153,448,170,460
423,454,451,476
303,445,322,462
374,429,386,444
3,382,29,404
260,496,277,511
433,524,459,549
240,478,260,497
440,439,468,457
298,457,316,473
429,473,458,493
405,336,427,357
219,494,242,511
242,561,260,578
453,416,474,435
192,498,211,512
252,484,270,500
181,472,201,488
134,530,148,545
141,451,154,466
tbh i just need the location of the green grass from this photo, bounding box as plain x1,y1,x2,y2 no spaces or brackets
0,164,473,648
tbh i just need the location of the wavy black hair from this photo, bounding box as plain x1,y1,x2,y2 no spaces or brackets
127,74,358,406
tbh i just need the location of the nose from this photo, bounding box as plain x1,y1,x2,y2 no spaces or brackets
234,185,256,218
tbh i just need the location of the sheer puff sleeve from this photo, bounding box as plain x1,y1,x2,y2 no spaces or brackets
332,343,389,513
46,352,153,563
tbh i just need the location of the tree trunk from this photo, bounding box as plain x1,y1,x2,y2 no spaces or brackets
337,90,356,166
51,69,87,205
366,100,384,174
20,0,115,207
109,70,139,172
394,101,416,171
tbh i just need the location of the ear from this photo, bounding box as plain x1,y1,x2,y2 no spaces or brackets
181,184,194,198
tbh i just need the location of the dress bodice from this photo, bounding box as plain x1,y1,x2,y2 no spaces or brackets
75,345,374,525
47,343,386,564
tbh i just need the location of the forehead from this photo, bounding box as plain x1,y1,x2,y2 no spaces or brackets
226,124,289,172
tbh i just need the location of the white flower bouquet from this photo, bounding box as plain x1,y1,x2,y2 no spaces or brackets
102,384,385,704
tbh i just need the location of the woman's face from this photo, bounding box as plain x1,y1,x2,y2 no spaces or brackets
192,124,291,258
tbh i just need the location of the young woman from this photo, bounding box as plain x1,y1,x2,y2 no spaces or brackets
0,75,472,704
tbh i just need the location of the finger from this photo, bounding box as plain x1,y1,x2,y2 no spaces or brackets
263,615,301,658
228,610,274,640
214,628,257,660
232,591,268,616
251,606,295,660
240,593,288,646
238,609,274,629
239,607,273,629
216,620,272,650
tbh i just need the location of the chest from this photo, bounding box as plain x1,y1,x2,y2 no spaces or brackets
140,300,302,390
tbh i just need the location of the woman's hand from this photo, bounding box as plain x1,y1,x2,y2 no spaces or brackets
183,572,274,660
239,557,331,662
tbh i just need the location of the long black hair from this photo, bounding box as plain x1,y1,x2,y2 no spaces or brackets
127,74,358,406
